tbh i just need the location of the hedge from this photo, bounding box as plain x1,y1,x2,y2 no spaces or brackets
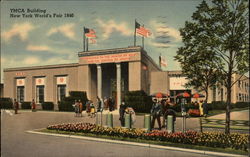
207,101,249,110
58,91,88,111
21,102,31,109
124,90,153,113
0,98,13,109
42,102,54,110
233,102,249,108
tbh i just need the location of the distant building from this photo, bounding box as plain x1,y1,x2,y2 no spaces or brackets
3,46,249,110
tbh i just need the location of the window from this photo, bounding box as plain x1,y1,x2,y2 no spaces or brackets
36,85,44,103
17,86,25,103
238,81,241,88
16,78,25,103
212,86,216,101
57,85,66,102
239,93,241,101
56,76,67,102
220,88,223,101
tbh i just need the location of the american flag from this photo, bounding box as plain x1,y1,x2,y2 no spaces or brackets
89,38,97,44
85,28,96,38
160,56,167,67
135,21,151,37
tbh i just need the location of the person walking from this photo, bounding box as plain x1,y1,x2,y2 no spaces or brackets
199,100,204,116
104,97,108,110
79,100,83,117
151,99,162,130
31,99,36,112
13,99,19,114
202,100,208,117
108,97,113,112
119,101,126,127
73,100,79,117
162,99,169,128
90,102,96,118
96,96,101,112
86,100,91,116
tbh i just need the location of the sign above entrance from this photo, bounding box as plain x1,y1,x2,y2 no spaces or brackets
35,77,45,86
57,76,67,85
169,77,189,90
16,79,25,86
80,52,140,64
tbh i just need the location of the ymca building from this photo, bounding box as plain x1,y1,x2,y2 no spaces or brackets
3,46,249,110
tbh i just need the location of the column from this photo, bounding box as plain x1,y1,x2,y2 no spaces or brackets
97,64,102,99
116,63,121,110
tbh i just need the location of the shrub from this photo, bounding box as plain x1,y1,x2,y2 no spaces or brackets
233,102,249,108
42,102,54,110
58,101,74,112
58,91,88,111
21,102,31,109
124,90,153,113
210,101,227,110
0,98,13,109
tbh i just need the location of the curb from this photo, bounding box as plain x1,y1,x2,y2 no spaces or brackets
26,130,247,157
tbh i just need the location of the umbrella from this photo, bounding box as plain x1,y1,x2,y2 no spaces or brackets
176,92,191,98
151,92,169,98
192,93,205,98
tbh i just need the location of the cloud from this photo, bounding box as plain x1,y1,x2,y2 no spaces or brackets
26,45,51,51
150,20,181,41
2,22,35,41
22,57,40,65
96,19,133,39
150,42,170,48
47,23,76,40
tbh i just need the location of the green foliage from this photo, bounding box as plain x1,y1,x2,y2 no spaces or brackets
0,98,13,109
169,104,181,112
58,91,88,111
124,90,153,113
233,102,249,109
21,102,31,109
174,0,249,133
41,102,54,110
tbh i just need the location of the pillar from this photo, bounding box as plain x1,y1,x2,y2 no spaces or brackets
116,63,121,110
97,64,102,99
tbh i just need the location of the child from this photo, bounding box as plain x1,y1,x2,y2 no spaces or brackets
90,102,96,118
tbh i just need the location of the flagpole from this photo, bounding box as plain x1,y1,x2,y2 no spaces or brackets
142,25,144,49
83,27,86,52
134,19,136,47
159,53,162,68
86,38,89,51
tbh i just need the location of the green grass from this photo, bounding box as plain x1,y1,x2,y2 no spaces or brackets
39,129,248,155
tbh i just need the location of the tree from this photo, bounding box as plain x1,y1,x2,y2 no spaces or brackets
175,38,223,102
175,0,249,134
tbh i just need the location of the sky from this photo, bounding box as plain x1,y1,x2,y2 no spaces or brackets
0,0,203,83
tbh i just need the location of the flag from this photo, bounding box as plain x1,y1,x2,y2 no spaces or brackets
84,28,96,38
89,38,97,44
136,24,151,37
135,21,141,29
160,56,167,67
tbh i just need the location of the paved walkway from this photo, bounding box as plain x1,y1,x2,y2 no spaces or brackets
1,110,216,157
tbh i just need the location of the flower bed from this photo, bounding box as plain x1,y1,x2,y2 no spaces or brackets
188,109,200,117
47,123,249,151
